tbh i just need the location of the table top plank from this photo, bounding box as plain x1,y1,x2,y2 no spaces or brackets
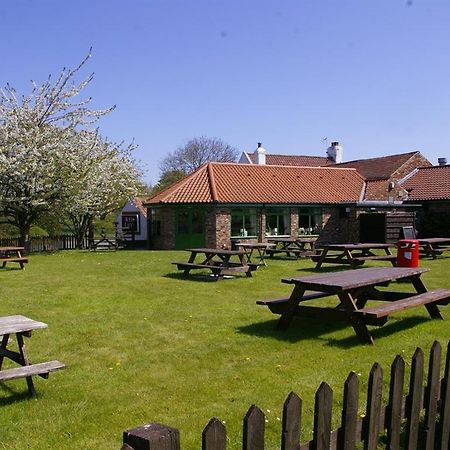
0,247,24,252
316,243,393,250
418,238,450,245
186,248,246,256
0,315,48,335
282,267,428,292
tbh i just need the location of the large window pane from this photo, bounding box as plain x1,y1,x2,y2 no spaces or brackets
266,208,290,236
177,211,189,234
150,208,161,236
298,208,322,235
231,209,257,237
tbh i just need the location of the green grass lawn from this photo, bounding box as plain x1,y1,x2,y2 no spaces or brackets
0,250,450,449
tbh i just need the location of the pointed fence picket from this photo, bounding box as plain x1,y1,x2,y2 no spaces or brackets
122,340,450,450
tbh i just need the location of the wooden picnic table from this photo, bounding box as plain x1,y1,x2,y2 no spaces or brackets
0,315,65,397
311,243,396,269
266,237,317,258
172,248,258,280
0,246,28,269
257,267,450,344
418,238,450,259
235,242,275,266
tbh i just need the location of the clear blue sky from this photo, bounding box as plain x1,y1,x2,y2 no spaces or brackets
2,0,450,184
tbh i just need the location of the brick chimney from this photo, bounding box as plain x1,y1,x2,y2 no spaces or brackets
326,141,343,164
254,142,266,165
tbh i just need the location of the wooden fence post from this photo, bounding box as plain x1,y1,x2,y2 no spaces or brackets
386,355,404,450
312,382,333,450
340,372,359,450
424,341,441,450
281,391,301,450
202,418,226,450
243,405,265,450
405,348,424,450
123,423,180,450
364,363,383,450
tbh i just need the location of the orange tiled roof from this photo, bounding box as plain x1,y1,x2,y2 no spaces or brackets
364,179,389,200
132,197,148,218
146,162,365,205
402,165,450,201
245,152,332,166
335,151,420,180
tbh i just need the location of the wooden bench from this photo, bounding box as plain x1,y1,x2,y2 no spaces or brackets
354,288,450,322
0,257,29,269
257,291,332,314
172,262,256,278
0,360,65,382
351,255,397,264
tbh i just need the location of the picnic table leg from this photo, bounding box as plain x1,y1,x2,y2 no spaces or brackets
16,333,37,397
337,292,374,344
314,248,329,269
277,285,307,330
0,333,9,370
411,276,444,320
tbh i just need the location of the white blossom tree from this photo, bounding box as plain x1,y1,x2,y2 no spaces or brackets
63,130,141,247
0,51,126,248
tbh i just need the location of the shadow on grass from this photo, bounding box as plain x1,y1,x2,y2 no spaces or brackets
295,265,360,274
163,272,251,282
237,316,429,348
0,384,31,405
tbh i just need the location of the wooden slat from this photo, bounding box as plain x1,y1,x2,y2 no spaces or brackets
386,355,405,450
0,360,65,381
364,363,383,450
355,289,450,319
405,348,424,450
202,418,226,450
312,382,333,450
438,341,450,450
243,405,265,450
0,315,48,335
340,372,359,450
281,391,302,450
424,341,441,450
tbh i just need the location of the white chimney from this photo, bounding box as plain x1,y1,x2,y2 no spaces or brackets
254,142,266,165
326,141,343,164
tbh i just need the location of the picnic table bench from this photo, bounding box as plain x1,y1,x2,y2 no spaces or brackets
266,237,317,259
0,315,65,397
0,246,28,270
173,248,258,280
257,267,450,344
311,243,396,269
418,238,450,259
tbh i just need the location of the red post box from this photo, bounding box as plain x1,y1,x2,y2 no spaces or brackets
397,239,419,267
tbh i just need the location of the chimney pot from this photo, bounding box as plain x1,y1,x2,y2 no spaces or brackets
438,157,447,166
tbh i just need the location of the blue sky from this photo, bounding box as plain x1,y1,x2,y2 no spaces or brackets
2,0,450,184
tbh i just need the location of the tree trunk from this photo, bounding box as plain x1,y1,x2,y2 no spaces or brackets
19,226,31,254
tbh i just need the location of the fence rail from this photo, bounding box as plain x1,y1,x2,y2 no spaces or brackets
0,235,89,252
122,340,450,450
